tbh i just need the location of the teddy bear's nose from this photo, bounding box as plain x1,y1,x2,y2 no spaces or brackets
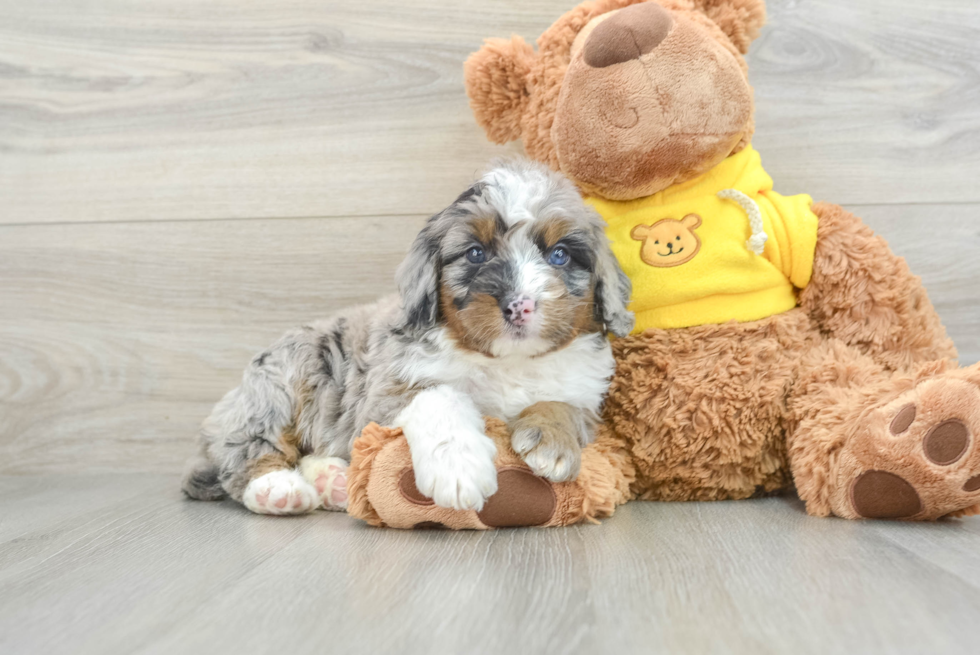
583,2,674,68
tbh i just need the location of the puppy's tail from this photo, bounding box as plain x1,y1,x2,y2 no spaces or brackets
181,456,226,501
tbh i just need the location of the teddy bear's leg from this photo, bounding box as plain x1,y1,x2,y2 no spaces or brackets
788,340,980,520
604,311,813,503
789,202,980,519
347,420,634,529
799,202,958,371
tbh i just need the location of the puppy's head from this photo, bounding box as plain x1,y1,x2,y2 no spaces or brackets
397,159,634,357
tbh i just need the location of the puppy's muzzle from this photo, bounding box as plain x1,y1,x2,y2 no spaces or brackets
502,296,536,327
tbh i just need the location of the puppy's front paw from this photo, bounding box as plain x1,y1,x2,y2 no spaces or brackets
512,405,586,483
413,433,498,511
242,469,318,515
513,425,581,482
395,386,499,511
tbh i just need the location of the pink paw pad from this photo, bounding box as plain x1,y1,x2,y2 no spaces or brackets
331,473,348,505
243,470,317,515
299,457,350,511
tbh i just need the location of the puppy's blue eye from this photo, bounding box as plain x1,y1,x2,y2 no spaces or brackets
466,246,486,264
548,247,570,266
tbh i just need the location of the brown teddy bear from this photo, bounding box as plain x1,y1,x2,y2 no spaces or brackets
347,0,980,526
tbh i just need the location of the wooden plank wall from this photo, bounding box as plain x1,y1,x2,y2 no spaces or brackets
2,0,978,474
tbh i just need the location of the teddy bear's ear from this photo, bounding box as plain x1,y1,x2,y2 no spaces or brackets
691,0,767,54
464,36,536,144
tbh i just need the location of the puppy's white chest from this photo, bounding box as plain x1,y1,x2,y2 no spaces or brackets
456,336,615,421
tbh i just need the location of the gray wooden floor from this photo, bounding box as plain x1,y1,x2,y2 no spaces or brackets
3,475,980,655
2,1,980,653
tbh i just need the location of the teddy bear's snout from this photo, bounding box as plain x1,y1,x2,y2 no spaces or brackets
583,2,674,68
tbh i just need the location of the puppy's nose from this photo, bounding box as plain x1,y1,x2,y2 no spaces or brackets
503,296,536,326
583,2,674,68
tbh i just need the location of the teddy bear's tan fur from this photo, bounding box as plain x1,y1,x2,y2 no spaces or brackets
347,0,980,525
348,418,633,529
465,0,764,200
460,0,980,521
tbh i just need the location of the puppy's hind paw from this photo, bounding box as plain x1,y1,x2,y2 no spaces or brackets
299,456,349,511
243,469,319,516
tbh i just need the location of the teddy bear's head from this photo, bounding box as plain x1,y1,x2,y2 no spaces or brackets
465,0,766,201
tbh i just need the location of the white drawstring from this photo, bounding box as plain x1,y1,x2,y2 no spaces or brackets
718,189,768,256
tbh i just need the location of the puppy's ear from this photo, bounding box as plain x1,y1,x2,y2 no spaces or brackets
591,223,634,338
464,36,536,144
396,185,483,331
396,215,444,332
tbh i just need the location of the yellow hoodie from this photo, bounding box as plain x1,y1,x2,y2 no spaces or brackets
587,147,819,333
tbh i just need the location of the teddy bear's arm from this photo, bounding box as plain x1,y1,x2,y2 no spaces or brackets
799,203,957,371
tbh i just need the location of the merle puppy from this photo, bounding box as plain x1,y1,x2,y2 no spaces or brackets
182,159,633,515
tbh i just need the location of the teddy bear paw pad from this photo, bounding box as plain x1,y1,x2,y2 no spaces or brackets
398,468,435,506
850,471,923,519
847,376,980,520
476,467,557,528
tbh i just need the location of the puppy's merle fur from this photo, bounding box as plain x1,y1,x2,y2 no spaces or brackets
183,159,633,514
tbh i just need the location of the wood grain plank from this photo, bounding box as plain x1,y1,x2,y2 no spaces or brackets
0,0,544,224
1,205,977,474
571,498,980,654
866,517,980,592
0,214,427,474
0,474,326,655
1,476,978,655
1,0,979,224
753,0,980,204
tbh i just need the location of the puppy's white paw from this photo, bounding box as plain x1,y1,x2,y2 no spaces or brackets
242,469,318,515
395,385,499,511
413,435,499,511
299,456,349,511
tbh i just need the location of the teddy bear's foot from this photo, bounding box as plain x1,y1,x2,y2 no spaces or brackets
299,456,349,511
833,368,980,520
346,419,631,529
398,465,558,529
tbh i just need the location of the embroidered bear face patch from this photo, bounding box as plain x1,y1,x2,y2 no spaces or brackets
630,214,702,267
